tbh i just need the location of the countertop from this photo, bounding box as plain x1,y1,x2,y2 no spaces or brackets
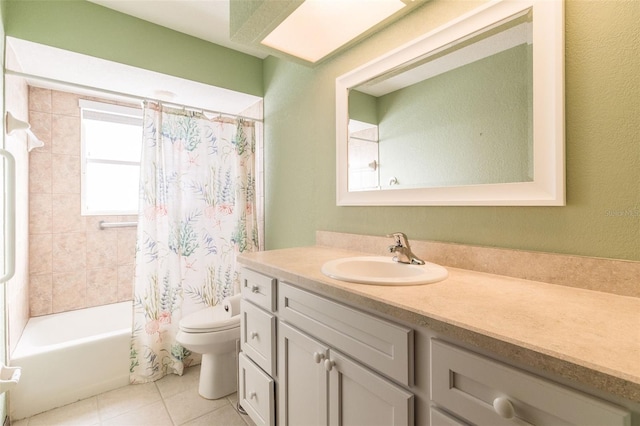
238,246,640,404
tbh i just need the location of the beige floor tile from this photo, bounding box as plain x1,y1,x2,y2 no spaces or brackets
163,386,230,425
17,362,253,426
227,392,238,406
180,404,248,426
154,365,201,399
243,412,257,426
227,392,257,425
27,397,99,426
101,400,173,426
97,382,161,422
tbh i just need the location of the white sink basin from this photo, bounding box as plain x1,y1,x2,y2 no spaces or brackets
321,256,448,286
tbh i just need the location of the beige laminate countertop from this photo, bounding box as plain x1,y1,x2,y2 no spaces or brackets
238,246,640,404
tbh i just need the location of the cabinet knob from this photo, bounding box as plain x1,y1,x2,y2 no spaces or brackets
313,352,325,364
250,331,258,339
324,359,335,372
493,397,515,419
251,285,260,293
249,391,257,400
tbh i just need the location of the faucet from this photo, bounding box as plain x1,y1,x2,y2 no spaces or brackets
387,232,425,265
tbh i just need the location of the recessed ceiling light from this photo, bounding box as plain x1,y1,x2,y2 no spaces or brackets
261,0,406,63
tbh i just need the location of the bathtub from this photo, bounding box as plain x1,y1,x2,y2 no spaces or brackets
10,302,133,420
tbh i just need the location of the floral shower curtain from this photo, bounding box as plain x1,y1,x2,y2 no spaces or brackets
130,102,259,383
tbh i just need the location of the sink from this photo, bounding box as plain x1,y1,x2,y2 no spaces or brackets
321,256,448,286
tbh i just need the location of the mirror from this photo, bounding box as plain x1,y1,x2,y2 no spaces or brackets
336,0,564,206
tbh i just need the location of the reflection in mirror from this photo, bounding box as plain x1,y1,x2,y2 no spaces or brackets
348,120,379,191
349,11,533,190
336,0,565,206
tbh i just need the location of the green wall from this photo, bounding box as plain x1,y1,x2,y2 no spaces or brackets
3,0,638,261
264,0,639,261
348,89,377,125
376,44,533,188
4,0,263,97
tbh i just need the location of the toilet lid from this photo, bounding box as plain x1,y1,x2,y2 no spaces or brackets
179,305,240,333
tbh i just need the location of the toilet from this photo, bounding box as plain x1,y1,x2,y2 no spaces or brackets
176,296,241,399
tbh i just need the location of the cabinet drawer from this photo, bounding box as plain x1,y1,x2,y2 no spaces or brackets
241,300,276,375
431,339,630,426
279,283,413,386
241,268,276,312
239,352,275,426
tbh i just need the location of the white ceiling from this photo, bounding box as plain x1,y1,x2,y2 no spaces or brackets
88,0,268,59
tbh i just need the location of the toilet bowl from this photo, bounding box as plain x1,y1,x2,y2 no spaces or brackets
176,300,241,399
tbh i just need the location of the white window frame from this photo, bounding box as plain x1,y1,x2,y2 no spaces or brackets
80,99,143,216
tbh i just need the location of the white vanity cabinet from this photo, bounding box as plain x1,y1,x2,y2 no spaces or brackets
239,268,277,426
278,322,329,426
239,266,635,426
278,283,414,426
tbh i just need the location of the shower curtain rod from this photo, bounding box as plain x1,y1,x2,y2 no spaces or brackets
5,69,263,122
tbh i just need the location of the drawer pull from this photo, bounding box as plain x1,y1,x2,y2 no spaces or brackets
251,285,260,293
324,359,335,372
250,331,259,339
313,352,325,364
493,397,515,419
249,391,257,400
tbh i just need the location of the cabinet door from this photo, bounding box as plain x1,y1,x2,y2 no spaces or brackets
279,322,330,426
327,350,414,426
239,353,275,426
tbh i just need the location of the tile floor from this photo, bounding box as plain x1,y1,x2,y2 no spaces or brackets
12,365,256,426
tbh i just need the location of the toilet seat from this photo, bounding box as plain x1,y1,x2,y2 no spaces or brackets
179,305,240,333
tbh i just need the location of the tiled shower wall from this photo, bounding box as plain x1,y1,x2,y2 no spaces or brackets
28,87,136,316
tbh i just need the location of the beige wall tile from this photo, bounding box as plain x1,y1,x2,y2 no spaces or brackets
52,193,86,233
117,264,134,302
52,232,86,273
51,153,80,194
87,267,118,307
29,192,52,234
28,111,52,151
52,271,87,313
29,234,53,275
29,87,52,113
52,90,80,117
87,230,118,269
28,88,139,315
29,273,53,317
29,151,52,194
117,228,137,265
51,114,80,155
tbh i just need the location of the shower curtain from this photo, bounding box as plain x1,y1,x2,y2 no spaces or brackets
130,102,259,383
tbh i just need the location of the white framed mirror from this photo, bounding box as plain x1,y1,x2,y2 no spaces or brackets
335,0,564,206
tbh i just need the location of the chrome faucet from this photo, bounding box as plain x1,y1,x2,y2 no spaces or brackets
387,232,424,265
387,232,425,265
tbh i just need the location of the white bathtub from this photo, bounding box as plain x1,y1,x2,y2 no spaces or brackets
10,302,133,420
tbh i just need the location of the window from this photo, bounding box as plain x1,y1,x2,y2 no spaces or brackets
80,99,143,215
